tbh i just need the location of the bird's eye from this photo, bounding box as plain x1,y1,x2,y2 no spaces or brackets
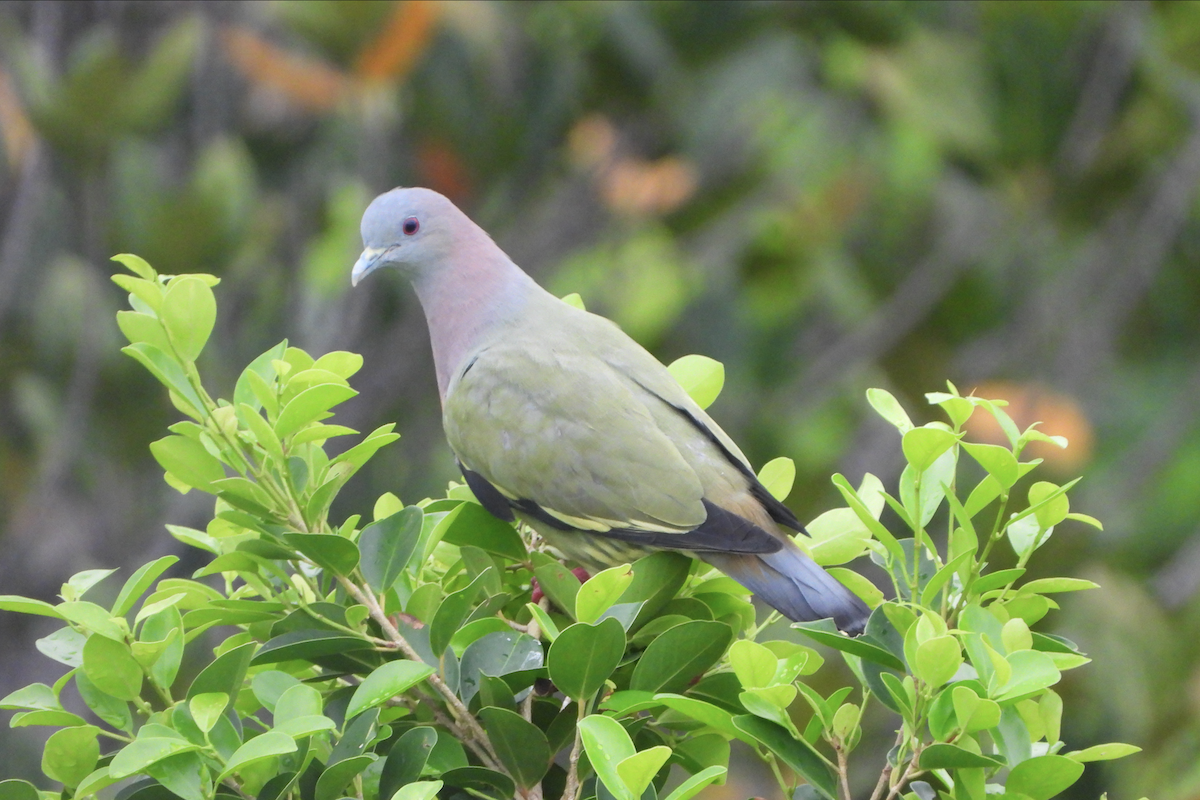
402,217,420,235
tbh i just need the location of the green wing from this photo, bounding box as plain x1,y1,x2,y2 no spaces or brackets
443,339,709,533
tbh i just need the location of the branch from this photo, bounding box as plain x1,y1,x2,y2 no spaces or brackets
337,577,504,773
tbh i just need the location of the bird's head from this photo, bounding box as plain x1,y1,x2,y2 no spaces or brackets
351,187,463,286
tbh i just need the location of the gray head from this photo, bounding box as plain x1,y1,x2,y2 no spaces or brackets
351,187,475,286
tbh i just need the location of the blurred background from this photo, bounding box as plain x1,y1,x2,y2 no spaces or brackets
1,0,1198,797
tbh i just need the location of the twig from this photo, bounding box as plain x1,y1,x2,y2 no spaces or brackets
836,744,852,800
337,576,504,773
867,729,904,800
562,700,587,800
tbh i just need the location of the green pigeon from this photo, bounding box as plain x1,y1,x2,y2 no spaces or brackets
352,187,870,634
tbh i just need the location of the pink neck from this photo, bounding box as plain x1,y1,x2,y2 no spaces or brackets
410,237,536,400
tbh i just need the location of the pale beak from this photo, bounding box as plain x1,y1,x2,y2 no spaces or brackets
351,247,388,287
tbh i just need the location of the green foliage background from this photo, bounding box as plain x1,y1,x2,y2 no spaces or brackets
1,1,1199,797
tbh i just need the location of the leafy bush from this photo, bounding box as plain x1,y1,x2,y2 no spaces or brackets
0,258,1138,800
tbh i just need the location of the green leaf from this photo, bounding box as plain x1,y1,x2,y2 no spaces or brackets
902,426,960,473
274,683,323,725
251,629,374,665
275,383,358,438
995,650,1061,702
969,570,1024,598
316,755,375,800
430,569,492,656
187,641,256,711
458,632,543,704
792,619,905,671
578,715,636,800
667,354,725,409
617,746,671,799
867,388,914,433
115,311,171,351
630,619,732,693
831,474,905,566
188,692,227,733
275,715,337,738
234,340,287,412
42,726,100,788
1065,742,1142,762
109,736,202,780
0,683,60,711
728,639,779,690
388,782,443,800
576,565,635,624
283,532,360,576
76,672,132,732
218,732,297,782
112,556,179,617
0,780,41,800
10,709,86,727
141,606,184,690
479,707,551,788
560,292,586,310
112,253,157,281
0,596,63,619
1006,755,1084,800
1028,481,1070,529
438,501,527,562
918,743,1005,769
359,506,423,592
660,766,727,800
149,435,225,492
732,715,836,799
439,767,514,800
1019,577,1100,594
82,635,142,701
926,389,975,428
145,751,206,800
346,660,435,720
804,507,871,566
380,727,438,800
122,343,204,412
962,442,1019,490
313,351,364,379
533,560,583,619
757,457,796,501
547,618,626,701
160,276,216,361
914,635,962,687
525,603,561,641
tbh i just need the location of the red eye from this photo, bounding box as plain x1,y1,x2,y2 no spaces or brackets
403,217,420,235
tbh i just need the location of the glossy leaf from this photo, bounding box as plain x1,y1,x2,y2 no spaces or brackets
1006,755,1084,800
82,635,142,701
667,354,724,409
160,276,216,361
732,715,836,799
547,617,626,701
479,707,551,788
438,501,527,562
359,506,423,592
217,732,297,782
576,564,635,624
757,456,796,501
346,660,435,720
41,726,100,787
629,620,732,693
380,727,438,800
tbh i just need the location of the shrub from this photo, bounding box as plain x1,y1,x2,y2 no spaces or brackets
0,258,1138,800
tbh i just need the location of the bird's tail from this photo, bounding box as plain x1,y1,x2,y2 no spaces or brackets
704,542,871,636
